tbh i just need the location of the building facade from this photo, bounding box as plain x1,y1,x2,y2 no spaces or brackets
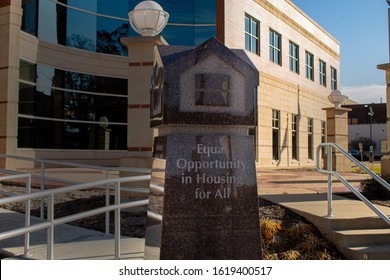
0,0,340,169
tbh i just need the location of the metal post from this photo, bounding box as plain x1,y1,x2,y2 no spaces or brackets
40,162,45,219
47,194,54,260
326,145,333,217
369,113,373,163
114,181,121,260
105,171,110,235
24,174,31,257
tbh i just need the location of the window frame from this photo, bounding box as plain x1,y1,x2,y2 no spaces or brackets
245,14,260,55
272,109,280,161
292,114,299,160
289,41,300,74
308,117,314,160
319,59,327,87
331,66,337,90
269,29,282,65
305,51,314,81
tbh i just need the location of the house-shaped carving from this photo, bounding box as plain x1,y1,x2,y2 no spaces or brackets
150,38,259,127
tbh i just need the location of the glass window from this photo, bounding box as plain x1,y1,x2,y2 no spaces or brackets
21,0,38,36
28,0,217,55
292,114,298,160
129,0,217,47
331,67,337,90
289,41,299,74
269,29,282,65
245,14,260,55
18,117,127,150
18,60,128,150
305,51,314,81
272,110,280,161
321,120,326,157
319,59,327,87
308,118,314,160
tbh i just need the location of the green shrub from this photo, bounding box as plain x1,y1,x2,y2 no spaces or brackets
360,177,390,199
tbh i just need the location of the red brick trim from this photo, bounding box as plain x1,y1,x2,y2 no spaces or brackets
128,104,150,109
128,147,153,152
0,0,11,8
216,0,225,44
142,62,154,66
129,61,154,67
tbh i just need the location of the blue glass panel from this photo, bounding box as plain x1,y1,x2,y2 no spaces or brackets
194,0,216,24
96,0,130,55
22,0,38,36
194,26,216,46
245,34,250,51
245,16,250,33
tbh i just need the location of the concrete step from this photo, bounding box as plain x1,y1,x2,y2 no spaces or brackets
261,193,390,260
326,217,390,231
345,244,390,260
330,228,390,247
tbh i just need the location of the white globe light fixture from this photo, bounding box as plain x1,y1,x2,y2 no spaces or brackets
128,1,169,36
328,89,345,108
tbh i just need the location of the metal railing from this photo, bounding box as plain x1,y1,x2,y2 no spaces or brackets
0,175,150,259
0,172,32,256
0,153,151,233
316,142,390,226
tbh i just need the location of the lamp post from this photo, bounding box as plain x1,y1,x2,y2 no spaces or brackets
365,105,374,162
128,1,169,36
328,89,345,108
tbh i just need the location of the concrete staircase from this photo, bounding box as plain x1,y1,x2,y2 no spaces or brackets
261,193,390,260
325,216,390,259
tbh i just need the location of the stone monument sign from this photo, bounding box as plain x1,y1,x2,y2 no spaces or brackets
144,38,262,259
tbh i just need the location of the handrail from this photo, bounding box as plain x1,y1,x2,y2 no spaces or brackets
0,175,151,260
0,153,152,173
0,153,152,221
0,172,32,256
316,142,390,226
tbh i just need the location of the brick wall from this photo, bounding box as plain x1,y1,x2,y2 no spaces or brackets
216,0,225,43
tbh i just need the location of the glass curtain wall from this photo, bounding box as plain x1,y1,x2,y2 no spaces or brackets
21,0,217,54
18,61,128,150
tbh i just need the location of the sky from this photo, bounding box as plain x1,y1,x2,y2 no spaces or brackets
291,0,389,104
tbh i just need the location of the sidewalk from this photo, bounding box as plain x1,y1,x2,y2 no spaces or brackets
1,167,388,260
257,168,370,195
0,209,144,260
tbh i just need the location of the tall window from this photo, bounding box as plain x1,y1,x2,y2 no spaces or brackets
292,114,299,160
272,110,280,160
289,41,299,74
245,14,260,55
22,0,38,36
305,51,314,81
319,60,327,87
308,118,314,160
321,121,326,157
269,29,282,65
331,67,337,90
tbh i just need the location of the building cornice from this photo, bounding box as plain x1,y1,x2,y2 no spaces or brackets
253,0,340,60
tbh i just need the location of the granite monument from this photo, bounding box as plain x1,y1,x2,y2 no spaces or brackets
144,38,262,260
